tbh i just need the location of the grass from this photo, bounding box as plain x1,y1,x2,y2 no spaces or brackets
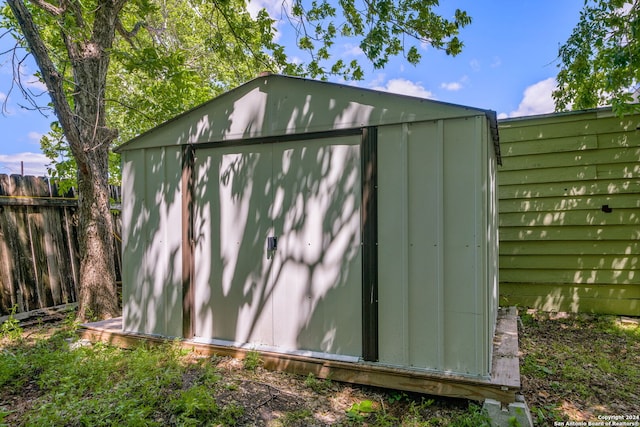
0,315,493,426
243,349,263,371
1,309,638,426
518,311,640,425
0,318,244,426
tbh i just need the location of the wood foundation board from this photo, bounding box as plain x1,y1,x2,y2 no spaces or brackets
79,307,520,404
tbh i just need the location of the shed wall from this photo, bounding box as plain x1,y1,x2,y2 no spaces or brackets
118,75,500,377
121,146,184,337
498,109,640,315
377,116,496,378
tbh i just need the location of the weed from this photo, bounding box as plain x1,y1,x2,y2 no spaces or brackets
219,403,244,426
508,415,522,426
84,307,99,323
198,367,222,388
304,372,331,393
62,311,80,333
530,404,564,425
387,390,408,403
172,385,220,423
281,409,313,425
0,407,10,427
521,353,555,378
404,397,435,420
370,410,400,426
346,399,376,423
243,350,262,371
0,305,23,341
448,403,491,426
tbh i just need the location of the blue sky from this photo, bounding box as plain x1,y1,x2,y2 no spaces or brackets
0,0,584,176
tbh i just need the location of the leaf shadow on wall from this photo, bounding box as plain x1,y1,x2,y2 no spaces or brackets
498,117,640,313
122,82,388,357
192,92,365,357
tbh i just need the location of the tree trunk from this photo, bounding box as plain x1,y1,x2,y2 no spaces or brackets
76,146,119,321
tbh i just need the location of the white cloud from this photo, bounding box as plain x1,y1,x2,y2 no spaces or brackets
341,43,363,57
440,75,468,92
25,77,47,92
0,152,49,176
441,81,463,91
0,92,6,102
502,77,557,118
246,0,287,41
28,131,44,144
491,56,502,68
369,73,386,88
246,0,283,19
470,59,481,72
372,78,435,99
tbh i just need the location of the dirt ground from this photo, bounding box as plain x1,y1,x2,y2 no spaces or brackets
196,355,477,426
517,311,640,425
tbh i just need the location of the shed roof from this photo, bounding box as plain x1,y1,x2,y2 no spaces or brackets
116,74,500,161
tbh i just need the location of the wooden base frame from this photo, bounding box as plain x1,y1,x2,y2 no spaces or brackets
79,308,520,404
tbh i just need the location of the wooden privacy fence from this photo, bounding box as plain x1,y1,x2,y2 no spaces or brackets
0,174,122,316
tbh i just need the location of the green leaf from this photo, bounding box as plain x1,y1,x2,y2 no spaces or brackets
554,0,640,115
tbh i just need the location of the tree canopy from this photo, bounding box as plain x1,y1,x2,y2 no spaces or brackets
3,0,472,188
0,0,471,321
554,0,639,114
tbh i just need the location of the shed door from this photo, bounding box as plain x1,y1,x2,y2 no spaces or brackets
193,136,362,358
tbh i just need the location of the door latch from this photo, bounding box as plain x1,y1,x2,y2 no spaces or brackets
267,236,278,251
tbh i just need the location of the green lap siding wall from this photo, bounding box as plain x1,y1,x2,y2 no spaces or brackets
498,108,640,315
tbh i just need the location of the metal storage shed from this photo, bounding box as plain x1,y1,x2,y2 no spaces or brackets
116,74,501,381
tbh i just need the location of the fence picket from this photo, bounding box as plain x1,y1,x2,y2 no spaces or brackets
0,174,121,315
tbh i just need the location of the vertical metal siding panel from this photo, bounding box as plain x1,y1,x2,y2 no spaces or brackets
442,117,482,376
400,124,410,364
121,146,187,338
378,119,490,376
406,121,443,370
165,147,184,337
193,145,274,345
377,124,409,366
482,119,498,374
472,116,485,377
162,147,170,336
489,121,500,375
475,116,491,377
360,128,378,361
121,151,136,333
122,148,153,335
436,120,445,370
272,136,362,357
192,148,215,340
144,147,165,336
482,116,492,376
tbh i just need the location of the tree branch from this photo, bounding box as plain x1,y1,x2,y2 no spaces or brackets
115,18,146,48
7,0,82,144
27,0,65,16
210,2,274,72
